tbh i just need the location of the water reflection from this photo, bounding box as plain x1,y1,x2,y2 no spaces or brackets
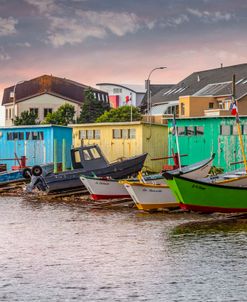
0,196,246,301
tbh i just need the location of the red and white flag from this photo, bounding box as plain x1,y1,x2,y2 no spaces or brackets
230,101,238,115
125,94,132,104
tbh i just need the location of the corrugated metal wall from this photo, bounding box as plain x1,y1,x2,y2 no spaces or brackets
168,116,247,172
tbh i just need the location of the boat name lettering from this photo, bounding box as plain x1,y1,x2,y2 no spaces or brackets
96,181,109,185
149,189,162,193
192,184,206,190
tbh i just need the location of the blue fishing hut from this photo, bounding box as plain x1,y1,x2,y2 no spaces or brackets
0,125,72,170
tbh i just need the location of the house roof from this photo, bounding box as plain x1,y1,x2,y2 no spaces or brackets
2,75,108,106
96,83,146,93
140,84,174,111
150,100,179,115
141,63,247,109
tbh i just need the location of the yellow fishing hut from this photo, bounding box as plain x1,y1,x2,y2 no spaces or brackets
71,121,168,173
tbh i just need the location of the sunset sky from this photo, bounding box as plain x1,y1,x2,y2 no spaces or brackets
1,0,247,123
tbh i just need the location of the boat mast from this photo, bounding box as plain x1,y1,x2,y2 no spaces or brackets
173,113,182,171
232,74,247,172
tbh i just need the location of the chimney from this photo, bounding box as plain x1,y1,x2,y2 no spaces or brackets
221,63,223,68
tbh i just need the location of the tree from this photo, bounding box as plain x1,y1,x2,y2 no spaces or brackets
96,105,142,123
43,103,75,125
13,110,38,125
78,88,110,123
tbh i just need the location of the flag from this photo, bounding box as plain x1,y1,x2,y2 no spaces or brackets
230,100,240,123
230,101,238,116
125,95,130,103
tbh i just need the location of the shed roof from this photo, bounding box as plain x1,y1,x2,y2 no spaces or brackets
2,75,108,106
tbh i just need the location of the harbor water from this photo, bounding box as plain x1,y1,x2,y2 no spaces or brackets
0,196,246,301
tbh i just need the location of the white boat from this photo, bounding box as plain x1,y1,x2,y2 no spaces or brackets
123,182,178,211
80,174,165,201
80,176,130,200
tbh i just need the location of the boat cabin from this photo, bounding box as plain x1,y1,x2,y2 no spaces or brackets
71,144,109,170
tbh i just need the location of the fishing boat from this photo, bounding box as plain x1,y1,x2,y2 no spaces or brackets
164,153,215,179
166,174,247,213
123,181,178,211
28,144,147,193
123,154,215,211
80,173,165,201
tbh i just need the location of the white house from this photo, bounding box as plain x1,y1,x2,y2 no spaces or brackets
96,83,146,108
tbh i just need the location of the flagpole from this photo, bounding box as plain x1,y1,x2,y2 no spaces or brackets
232,74,247,172
173,113,181,170
130,93,132,122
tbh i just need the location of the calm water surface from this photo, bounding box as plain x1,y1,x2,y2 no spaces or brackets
0,196,246,301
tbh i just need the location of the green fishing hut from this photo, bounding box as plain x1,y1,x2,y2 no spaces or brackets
167,116,247,172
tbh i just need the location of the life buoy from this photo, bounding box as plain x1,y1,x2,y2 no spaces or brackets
31,165,43,176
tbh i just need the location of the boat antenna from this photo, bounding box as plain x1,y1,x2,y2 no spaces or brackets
231,74,247,172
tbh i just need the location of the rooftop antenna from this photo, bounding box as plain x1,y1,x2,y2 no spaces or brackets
221,63,223,68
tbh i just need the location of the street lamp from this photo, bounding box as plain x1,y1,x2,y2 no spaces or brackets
145,67,166,122
11,80,25,121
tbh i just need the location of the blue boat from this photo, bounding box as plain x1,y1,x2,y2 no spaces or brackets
0,163,55,187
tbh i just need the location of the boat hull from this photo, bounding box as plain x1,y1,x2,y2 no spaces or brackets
37,153,147,193
0,170,24,184
124,182,178,211
80,176,130,200
172,175,247,213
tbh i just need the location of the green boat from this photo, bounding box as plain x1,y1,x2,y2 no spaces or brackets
164,174,247,213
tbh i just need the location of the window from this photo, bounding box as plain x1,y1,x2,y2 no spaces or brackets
181,103,185,115
7,132,14,140
122,129,129,139
87,130,94,139
232,125,239,136
113,88,122,94
177,127,186,136
218,102,224,109
7,132,24,140
30,108,38,116
196,126,204,135
79,130,87,139
83,149,92,160
113,129,122,139
208,102,214,109
44,108,52,117
79,130,100,139
91,148,101,159
25,131,44,140
6,109,8,120
95,130,100,139
129,129,136,139
220,125,231,136
243,125,247,135
186,126,195,136
74,150,81,163
9,108,12,119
